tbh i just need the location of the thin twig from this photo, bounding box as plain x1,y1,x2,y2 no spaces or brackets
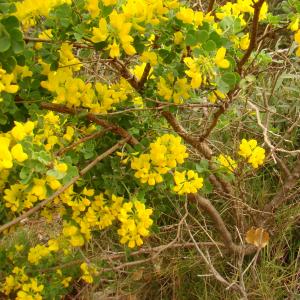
237,0,266,73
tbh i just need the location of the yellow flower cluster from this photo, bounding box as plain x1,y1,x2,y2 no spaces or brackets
62,222,85,247
0,138,27,170
176,7,203,26
238,139,265,168
1,267,43,300
34,112,76,151
0,121,35,172
59,43,82,72
0,68,19,94
131,134,188,185
217,154,237,172
27,240,59,265
56,269,72,288
173,170,203,195
3,176,61,213
157,74,191,104
41,65,130,113
216,0,268,24
215,0,267,50
80,263,98,284
118,200,153,248
90,0,179,57
92,10,136,57
60,188,124,246
58,186,154,250
184,47,230,89
15,0,72,28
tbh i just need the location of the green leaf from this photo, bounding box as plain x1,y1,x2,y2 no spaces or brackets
202,40,216,52
0,35,10,52
8,28,23,41
221,72,238,89
32,151,51,164
1,16,20,28
46,169,66,180
195,30,209,43
209,31,223,48
16,54,26,66
185,31,197,46
2,56,17,73
12,39,24,54
20,167,33,184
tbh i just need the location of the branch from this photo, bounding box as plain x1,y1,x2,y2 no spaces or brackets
40,102,139,146
188,193,255,255
23,36,93,49
199,104,227,141
161,111,213,159
0,138,130,233
138,62,151,90
183,217,244,294
207,0,215,13
263,156,300,213
237,0,266,73
111,59,140,91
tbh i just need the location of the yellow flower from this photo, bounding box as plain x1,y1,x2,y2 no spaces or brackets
4,184,27,212
63,126,74,142
176,7,194,24
0,68,19,94
85,0,100,18
122,42,136,55
174,31,183,45
80,263,97,283
0,136,13,170
16,278,43,300
28,244,50,265
184,57,203,89
56,162,68,173
11,144,28,162
108,40,120,58
117,200,153,248
11,121,34,141
173,170,203,195
238,139,265,168
240,33,250,50
208,90,226,103
141,51,158,66
217,154,237,172
289,18,299,32
103,0,117,6
46,176,61,190
92,18,109,43
215,47,230,69
62,276,72,287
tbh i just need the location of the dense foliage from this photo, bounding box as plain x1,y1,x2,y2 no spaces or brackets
0,0,299,299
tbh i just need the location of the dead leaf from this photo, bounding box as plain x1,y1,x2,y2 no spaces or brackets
245,227,269,248
131,268,144,281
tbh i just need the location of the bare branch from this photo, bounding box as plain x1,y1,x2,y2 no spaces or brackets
188,193,255,255
263,156,300,213
237,0,266,73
